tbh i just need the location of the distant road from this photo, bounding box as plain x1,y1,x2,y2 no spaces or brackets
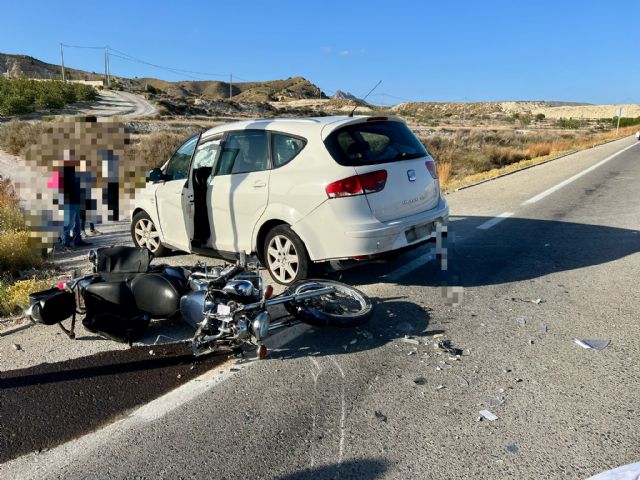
76,90,157,118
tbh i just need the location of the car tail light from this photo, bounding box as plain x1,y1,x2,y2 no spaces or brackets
425,160,438,179
325,170,387,198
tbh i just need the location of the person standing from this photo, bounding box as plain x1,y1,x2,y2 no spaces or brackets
59,149,91,248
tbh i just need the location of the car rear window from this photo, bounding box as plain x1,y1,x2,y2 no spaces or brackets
324,120,428,166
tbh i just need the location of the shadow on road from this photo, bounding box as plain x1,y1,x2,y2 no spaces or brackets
274,458,389,480
269,297,433,361
324,216,640,288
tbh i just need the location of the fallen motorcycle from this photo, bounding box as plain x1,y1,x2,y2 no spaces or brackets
27,246,373,357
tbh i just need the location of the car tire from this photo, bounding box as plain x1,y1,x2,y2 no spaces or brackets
131,211,170,257
263,224,310,286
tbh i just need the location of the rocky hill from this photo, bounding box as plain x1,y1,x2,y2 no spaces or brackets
139,76,326,103
1,52,104,81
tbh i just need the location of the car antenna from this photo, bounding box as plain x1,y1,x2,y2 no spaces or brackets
348,80,382,117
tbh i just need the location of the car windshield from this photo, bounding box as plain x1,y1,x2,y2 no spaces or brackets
324,120,428,166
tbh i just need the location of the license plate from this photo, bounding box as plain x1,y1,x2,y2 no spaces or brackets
404,222,434,243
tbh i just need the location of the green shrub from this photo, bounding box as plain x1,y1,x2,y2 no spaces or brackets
611,116,640,128
535,113,546,122
557,118,582,129
0,95,34,115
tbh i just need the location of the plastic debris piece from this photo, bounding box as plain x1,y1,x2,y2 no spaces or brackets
437,339,463,356
432,333,446,339
538,324,549,333
414,377,427,386
436,384,445,390
479,410,498,421
402,337,420,345
490,397,505,407
12,344,21,351
506,444,519,454
516,316,528,327
574,338,610,350
177,374,182,379
148,349,155,356
531,298,542,304
349,338,358,345
407,350,416,356
374,410,387,422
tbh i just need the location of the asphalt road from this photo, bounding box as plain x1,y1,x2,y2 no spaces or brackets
1,136,639,479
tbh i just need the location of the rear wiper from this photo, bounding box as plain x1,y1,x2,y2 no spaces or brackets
395,152,424,160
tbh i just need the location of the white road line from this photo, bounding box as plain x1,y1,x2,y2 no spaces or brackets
385,251,435,282
476,212,514,230
330,357,347,467
523,142,639,205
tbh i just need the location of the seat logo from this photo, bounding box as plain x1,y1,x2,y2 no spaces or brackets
407,169,416,182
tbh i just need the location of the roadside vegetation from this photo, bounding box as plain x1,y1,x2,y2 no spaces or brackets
0,178,47,316
422,126,639,189
0,77,98,116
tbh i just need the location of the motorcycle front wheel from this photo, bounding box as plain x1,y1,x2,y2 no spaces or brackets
284,279,373,328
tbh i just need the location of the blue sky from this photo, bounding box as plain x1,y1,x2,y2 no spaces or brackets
2,0,638,104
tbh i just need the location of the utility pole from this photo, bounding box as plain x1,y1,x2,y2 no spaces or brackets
106,46,111,87
104,47,109,87
229,73,233,99
60,43,66,82
616,106,623,135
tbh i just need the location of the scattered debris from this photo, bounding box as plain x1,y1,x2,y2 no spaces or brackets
436,384,445,390
516,316,528,327
574,338,610,350
12,343,22,351
456,375,470,387
413,377,427,385
538,324,549,333
342,345,348,351
407,350,416,356
503,368,512,373
479,410,498,421
528,339,534,345
401,337,420,346
431,333,446,339
349,338,358,345
176,374,182,379
514,378,523,383
490,397,505,407
439,361,453,369
374,410,388,422
511,297,544,304
437,339,463,356
506,444,519,454
148,349,155,356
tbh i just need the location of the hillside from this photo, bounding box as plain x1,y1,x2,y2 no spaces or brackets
1,52,103,81
139,76,326,102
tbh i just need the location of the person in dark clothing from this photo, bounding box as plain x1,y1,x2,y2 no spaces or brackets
59,150,91,248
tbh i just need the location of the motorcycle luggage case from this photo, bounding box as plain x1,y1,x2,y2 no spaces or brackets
95,246,152,282
82,281,149,343
28,288,75,325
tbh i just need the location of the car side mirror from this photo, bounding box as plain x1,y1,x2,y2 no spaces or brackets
147,168,165,183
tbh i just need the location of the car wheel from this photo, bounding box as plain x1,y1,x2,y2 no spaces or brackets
263,225,310,286
131,211,170,257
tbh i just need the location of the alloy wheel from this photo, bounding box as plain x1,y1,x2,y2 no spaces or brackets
266,234,299,284
134,218,161,253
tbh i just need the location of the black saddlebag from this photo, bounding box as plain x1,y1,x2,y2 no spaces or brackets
28,287,76,325
82,281,150,343
95,246,152,282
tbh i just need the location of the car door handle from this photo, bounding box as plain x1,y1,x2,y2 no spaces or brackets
253,180,267,188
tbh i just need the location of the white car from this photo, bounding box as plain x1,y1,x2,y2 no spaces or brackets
131,115,449,285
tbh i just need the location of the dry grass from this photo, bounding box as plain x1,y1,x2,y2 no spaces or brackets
423,125,639,188
436,162,452,186
528,142,552,157
0,278,51,317
130,129,200,169
0,119,48,155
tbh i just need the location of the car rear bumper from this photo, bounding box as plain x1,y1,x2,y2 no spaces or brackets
293,196,449,261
